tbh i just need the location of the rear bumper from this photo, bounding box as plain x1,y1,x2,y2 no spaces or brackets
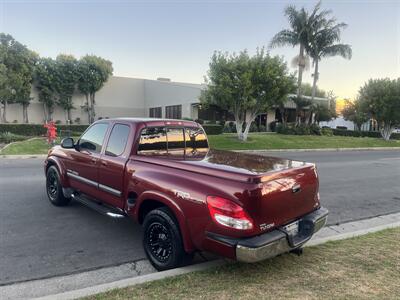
237,207,328,262
207,207,328,263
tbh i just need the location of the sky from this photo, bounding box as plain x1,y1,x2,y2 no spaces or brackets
0,0,399,99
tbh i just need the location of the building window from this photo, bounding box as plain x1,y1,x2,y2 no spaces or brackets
165,105,182,119
149,107,162,118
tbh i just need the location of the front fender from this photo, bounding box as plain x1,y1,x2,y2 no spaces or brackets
134,190,195,252
46,156,69,188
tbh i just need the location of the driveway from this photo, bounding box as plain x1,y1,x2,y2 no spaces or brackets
1,150,399,285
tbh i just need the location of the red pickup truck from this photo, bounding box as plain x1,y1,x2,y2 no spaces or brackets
45,118,328,270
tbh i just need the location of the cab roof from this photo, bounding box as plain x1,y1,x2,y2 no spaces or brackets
94,117,200,127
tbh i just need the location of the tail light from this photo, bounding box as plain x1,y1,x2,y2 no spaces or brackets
206,196,254,230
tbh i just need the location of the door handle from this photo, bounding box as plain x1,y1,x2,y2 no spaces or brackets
101,161,108,166
91,158,97,164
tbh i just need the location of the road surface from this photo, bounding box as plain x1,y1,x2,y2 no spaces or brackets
1,150,399,285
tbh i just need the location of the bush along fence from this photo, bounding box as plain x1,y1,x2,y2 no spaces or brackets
202,124,223,135
276,123,400,140
0,124,89,137
0,123,225,137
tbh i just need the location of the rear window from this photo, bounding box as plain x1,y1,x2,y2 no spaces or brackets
166,128,185,156
137,126,208,157
137,127,168,156
185,127,209,157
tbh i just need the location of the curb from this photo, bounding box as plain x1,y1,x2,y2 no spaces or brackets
34,260,227,300
29,213,400,300
236,147,400,152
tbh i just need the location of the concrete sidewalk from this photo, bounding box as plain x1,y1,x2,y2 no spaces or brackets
1,212,399,300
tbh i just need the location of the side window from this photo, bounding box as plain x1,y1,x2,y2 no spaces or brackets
166,128,185,157
105,124,130,157
185,127,209,157
79,123,109,153
137,127,168,156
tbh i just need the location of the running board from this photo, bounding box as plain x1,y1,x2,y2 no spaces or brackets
71,193,125,219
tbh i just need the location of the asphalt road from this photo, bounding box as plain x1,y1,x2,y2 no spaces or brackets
1,150,400,285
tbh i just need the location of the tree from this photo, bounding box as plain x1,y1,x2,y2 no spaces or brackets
34,57,58,121
77,55,113,123
301,83,326,98
358,78,400,140
269,2,330,99
0,33,37,123
313,103,334,123
201,49,296,141
291,96,312,124
342,99,369,131
307,18,352,100
55,54,79,123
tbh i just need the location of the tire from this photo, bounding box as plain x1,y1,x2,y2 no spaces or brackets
143,207,193,271
46,165,71,206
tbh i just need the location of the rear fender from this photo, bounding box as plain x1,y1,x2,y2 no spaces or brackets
134,191,194,252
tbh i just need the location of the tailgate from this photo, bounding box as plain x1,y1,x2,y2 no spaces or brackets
253,165,319,230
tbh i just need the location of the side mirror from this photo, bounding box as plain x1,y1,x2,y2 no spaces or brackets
61,137,75,149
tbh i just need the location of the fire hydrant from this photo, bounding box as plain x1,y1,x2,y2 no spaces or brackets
44,121,57,145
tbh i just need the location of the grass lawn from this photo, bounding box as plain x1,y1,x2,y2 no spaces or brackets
0,138,51,155
208,133,400,150
85,228,400,300
1,133,400,155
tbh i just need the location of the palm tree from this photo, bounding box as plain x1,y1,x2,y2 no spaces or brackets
307,20,352,101
269,2,331,98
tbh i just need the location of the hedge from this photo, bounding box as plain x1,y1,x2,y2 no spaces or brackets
333,129,400,140
0,124,89,137
202,124,223,135
0,123,225,136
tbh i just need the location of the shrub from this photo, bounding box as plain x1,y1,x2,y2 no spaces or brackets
0,124,89,137
12,120,18,124
269,121,277,132
258,125,267,132
295,124,311,135
55,120,62,124
332,129,400,140
249,122,259,132
223,126,233,133
195,119,204,125
336,126,348,130
0,132,27,143
321,128,333,136
276,123,320,135
276,123,295,135
202,124,223,135
310,123,322,135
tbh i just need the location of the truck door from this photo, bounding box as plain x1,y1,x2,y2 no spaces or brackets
98,123,131,209
66,122,109,197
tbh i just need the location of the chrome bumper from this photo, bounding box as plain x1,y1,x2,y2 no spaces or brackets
236,207,328,263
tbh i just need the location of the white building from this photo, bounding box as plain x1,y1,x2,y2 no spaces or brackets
5,75,328,131
6,76,204,125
